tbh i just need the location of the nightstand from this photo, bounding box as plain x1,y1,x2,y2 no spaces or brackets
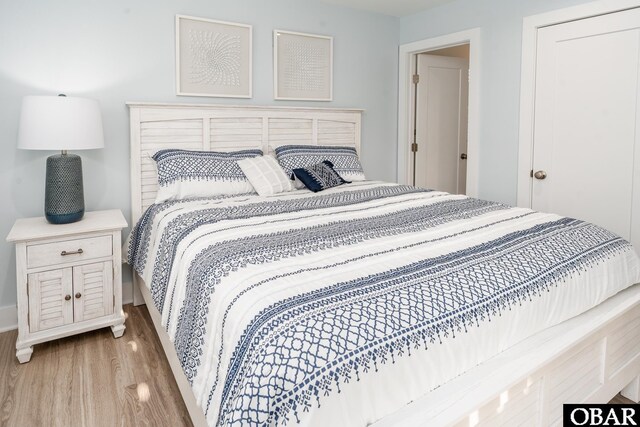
6,210,128,363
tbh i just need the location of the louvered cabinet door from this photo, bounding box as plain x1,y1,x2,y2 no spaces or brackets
72,261,114,322
27,268,74,333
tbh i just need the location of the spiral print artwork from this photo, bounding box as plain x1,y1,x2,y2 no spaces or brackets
188,29,241,87
281,39,326,91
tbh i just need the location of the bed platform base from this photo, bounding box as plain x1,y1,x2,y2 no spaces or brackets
135,272,640,427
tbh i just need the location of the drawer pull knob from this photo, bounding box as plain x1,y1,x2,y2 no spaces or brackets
65,295,71,301
75,292,82,299
61,249,83,256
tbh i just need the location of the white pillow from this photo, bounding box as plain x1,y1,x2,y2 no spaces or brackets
238,155,294,196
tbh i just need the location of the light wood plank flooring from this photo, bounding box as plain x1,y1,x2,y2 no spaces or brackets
0,304,635,426
0,304,192,427
611,394,636,405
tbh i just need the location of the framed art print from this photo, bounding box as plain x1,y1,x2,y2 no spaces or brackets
274,30,333,101
176,15,252,98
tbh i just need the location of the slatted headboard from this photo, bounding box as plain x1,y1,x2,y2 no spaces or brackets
128,102,363,225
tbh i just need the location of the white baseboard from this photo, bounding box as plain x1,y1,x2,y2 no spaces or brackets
0,281,133,333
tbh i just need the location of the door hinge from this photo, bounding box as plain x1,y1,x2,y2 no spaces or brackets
411,143,419,153
530,169,534,178
412,74,420,84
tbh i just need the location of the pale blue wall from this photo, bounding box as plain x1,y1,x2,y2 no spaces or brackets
0,0,601,314
0,0,398,310
400,0,595,205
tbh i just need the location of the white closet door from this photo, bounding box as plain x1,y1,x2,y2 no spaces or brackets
415,54,469,194
531,8,640,248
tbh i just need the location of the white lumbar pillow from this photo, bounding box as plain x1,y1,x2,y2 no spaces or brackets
238,155,295,196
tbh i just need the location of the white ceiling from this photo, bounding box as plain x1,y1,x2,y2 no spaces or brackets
317,0,455,17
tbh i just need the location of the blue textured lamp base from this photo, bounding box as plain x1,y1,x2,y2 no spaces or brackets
45,154,85,224
46,210,84,224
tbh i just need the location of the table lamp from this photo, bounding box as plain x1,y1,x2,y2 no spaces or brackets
18,94,104,224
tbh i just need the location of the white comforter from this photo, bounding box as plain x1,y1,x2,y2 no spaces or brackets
126,181,640,426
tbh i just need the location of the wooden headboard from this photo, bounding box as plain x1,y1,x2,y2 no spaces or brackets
128,102,363,225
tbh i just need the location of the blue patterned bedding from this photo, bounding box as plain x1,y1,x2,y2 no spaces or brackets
126,181,640,426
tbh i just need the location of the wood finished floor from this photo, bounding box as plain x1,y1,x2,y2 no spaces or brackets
0,304,192,427
0,304,634,426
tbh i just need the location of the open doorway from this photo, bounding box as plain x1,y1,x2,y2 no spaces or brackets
413,44,469,194
397,29,480,197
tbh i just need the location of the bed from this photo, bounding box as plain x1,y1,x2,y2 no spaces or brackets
126,102,640,427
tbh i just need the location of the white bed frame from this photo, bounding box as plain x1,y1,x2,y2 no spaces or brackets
128,102,640,427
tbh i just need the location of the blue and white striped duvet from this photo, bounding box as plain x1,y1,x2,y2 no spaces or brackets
126,181,640,426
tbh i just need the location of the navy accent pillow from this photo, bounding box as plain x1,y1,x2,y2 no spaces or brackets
292,161,351,192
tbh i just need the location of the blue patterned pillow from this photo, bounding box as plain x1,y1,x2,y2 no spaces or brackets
275,145,365,182
153,149,262,202
292,161,350,192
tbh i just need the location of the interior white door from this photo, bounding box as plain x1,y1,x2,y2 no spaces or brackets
531,8,640,249
415,54,469,194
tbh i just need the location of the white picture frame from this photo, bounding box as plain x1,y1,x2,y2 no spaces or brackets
176,15,252,98
273,30,333,101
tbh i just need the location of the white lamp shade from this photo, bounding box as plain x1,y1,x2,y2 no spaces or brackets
18,95,104,151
